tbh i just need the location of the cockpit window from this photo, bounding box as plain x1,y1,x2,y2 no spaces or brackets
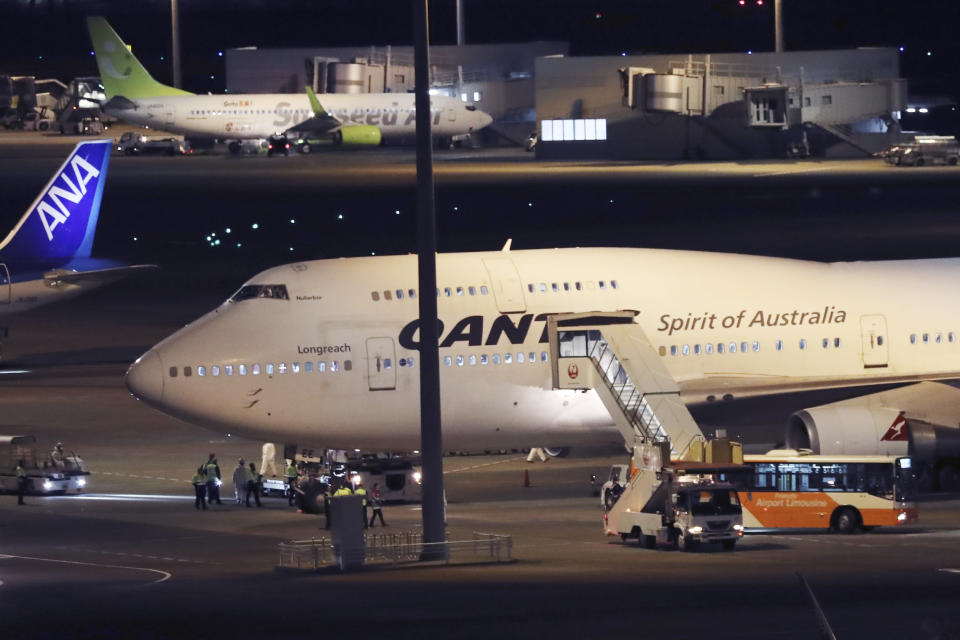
465,105,477,111
230,284,290,302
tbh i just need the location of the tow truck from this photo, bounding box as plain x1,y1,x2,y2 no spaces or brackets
604,442,744,551
0,435,90,495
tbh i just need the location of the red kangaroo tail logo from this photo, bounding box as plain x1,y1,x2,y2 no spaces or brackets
567,363,579,380
881,414,909,442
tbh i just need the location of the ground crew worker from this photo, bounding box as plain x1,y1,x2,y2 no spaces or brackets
51,443,66,470
204,453,222,505
16,459,27,505
260,442,280,478
192,466,207,510
354,479,370,529
245,462,262,507
232,458,247,505
284,460,298,506
369,483,387,527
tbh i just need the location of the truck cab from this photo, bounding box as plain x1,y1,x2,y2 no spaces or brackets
672,484,744,551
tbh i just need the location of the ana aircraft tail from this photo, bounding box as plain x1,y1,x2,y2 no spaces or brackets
0,140,113,260
87,17,192,100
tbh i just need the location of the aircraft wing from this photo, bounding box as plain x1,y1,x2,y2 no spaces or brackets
287,87,343,134
44,264,158,287
680,371,960,404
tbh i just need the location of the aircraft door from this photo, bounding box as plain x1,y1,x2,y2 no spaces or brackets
366,337,397,390
146,103,176,131
446,106,456,122
482,257,526,313
0,263,9,305
860,315,888,368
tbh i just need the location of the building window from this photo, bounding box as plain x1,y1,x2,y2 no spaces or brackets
822,95,832,106
540,119,607,142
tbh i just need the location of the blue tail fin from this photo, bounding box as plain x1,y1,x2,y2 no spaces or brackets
0,139,112,260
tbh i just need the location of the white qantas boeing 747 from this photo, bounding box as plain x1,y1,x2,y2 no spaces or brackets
126,247,960,488
86,17,492,152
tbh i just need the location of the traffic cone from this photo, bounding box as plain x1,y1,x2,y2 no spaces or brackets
523,469,531,488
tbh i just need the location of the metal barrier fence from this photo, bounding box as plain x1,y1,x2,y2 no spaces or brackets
278,531,513,571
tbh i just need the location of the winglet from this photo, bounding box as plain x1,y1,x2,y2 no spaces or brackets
305,86,327,117
0,140,112,260
501,239,513,252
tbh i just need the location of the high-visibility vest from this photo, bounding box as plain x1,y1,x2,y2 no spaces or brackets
355,487,369,506
192,472,206,485
16,464,25,478
333,486,352,497
285,464,297,479
205,462,218,481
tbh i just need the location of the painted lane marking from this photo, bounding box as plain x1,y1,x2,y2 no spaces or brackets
0,553,171,583
753,166,826,178
444,457,523,474
938,568,960,574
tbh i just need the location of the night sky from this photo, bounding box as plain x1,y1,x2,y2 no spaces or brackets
0,0,957,97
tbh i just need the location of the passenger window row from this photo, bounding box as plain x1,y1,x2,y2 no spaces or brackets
909,332,955,345
168,360,354,378
371,286,492,301
442,351,549,366
660,337,844,356
526,279,618,294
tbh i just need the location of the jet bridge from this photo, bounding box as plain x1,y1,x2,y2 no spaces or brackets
546,311,705,459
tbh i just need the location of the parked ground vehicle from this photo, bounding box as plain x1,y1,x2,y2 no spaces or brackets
61,116,104,135
881,136,960,166
525,131,538,152
0,435,89,495
117,131,186,156
267,134,292,156
604,443,744,551
717,450,918,532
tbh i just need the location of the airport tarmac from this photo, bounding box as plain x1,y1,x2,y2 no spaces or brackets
2,372,960,640
3,129,960,638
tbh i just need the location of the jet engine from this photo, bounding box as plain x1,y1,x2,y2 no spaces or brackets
786,404,908,457
336,125,382,147
786,396,960,489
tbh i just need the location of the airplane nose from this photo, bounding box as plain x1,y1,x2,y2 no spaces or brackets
126,349,164,405
480,112,493,128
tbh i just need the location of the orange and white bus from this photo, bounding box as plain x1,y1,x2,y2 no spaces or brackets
714,449,918,533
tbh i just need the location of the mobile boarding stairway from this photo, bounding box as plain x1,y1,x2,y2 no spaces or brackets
546,312,744,548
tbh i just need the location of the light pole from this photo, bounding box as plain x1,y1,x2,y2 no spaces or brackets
775,0,783,52
413,0,446,558
171,0,182,88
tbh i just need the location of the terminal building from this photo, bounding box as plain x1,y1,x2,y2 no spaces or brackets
226,44,907,159
534,48,907,160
